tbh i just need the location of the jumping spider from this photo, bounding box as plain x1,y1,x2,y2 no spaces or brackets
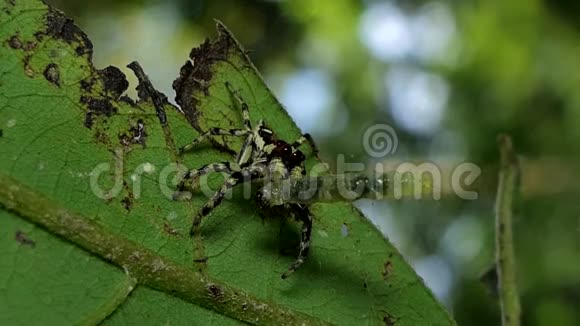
176,83,389,279
176,82,317,279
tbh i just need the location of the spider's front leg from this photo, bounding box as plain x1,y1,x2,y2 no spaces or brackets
281,203,313,279
225,81,251,130
179,81,256,155
179,128,249,153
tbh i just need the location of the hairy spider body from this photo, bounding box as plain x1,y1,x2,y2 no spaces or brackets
176,82,315,279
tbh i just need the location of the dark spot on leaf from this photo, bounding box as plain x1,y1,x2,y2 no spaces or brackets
382,260,393,280
118,133,130,146
33,31,43,42
15,231,35,247
8,35,22,49
43,63,60,86
193,256,208,263
81,96,117,117
207,284,223,300
173,23,234,126
163,222,180,237
241,303,248,310
121,196,132,211
0,129,3,137
119,182,135,211
383,312,399,326
93,129,110,145
98,66,128,99
132,119,147,146
23,55,33,77
85,98,116,115
23,41,36,51
84,112,95,129
363,282,368,289
43,7,93,59
80,78,95,92
119,119,147,148
81,96,117,129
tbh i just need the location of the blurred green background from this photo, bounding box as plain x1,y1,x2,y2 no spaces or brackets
47,0,580,324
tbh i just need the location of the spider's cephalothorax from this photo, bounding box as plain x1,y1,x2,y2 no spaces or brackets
176,82,316,279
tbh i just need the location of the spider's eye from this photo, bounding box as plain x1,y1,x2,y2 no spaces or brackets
271,141,291,158
290,150,305,165
282,145,292,155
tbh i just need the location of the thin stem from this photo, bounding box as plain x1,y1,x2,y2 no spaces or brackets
495,135,521,326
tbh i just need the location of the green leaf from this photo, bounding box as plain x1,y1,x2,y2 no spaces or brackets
0,0,454,325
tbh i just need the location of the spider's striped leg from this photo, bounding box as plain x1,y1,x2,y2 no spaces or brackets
179,128,248,153
175,162,241,193
189,165,265,236
281,204,313,279
225,82,251,130
291,133,318,155
190,175,242,236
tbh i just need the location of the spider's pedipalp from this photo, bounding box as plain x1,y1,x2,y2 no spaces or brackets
291,133,318,156
180,128,249,153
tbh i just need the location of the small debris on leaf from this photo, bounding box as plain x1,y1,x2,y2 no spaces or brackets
15,231,35,247
43,63,60,86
